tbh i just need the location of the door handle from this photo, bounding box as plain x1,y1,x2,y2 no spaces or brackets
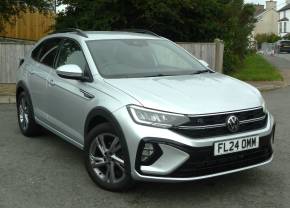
48,79,55,86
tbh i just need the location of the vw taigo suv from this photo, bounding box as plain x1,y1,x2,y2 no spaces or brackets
16,29,275,191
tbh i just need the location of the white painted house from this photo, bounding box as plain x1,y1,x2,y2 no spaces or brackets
278,0,290,37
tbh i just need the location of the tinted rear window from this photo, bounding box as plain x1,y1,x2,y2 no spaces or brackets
31,38,62,64
281,41,290,46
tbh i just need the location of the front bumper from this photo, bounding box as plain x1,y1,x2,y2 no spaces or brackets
113,107,275,182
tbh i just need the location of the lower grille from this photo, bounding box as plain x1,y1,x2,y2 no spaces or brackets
170,134,272,178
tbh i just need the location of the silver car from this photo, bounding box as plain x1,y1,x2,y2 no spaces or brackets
16,29,275,191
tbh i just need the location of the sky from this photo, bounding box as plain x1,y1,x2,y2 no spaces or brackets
244,0,287,9
56,5,67,13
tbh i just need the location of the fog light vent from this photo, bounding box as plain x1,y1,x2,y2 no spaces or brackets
138,142,163,166
141,143,154,162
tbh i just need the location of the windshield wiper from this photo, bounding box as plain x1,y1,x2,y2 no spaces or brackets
192,69,213,75
142,69,213,77
143,73,175,77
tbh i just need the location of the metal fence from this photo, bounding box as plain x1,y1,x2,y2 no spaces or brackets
260,43,276,55
0,40,224,83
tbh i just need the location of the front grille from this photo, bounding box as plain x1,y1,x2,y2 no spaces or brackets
172,107,267,138
170,134,272,178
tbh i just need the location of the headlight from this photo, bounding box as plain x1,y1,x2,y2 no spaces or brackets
127,105,190,128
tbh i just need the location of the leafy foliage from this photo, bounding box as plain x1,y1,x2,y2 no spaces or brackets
55,0,256,73
255,33,281,49
283,33,290,40
0,0,54,32
229,54,283,81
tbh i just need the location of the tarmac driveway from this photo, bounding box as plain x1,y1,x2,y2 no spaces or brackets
0,87,290,208
277,53,290,62
263,53,290,85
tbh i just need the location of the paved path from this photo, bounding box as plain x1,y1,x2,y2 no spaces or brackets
263,54,290,86
0,87,290,208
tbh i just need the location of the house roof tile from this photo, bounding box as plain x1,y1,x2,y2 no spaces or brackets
254,5,266,17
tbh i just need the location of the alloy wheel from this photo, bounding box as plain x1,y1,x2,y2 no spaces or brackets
19,97,29,130
89,133,126,184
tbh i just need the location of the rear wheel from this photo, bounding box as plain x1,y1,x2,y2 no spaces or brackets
85,123,134,191
17,91,42,136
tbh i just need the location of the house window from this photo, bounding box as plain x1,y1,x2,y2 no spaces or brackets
284,11,286,18
284,22,287,33
280,22,282,33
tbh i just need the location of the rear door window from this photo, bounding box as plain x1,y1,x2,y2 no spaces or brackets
31,44,43,61
32,38,62,68
39,45,59,67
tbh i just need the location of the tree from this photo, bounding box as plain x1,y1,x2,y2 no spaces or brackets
283,33,290,40
0,0,54,32
55,0,255,73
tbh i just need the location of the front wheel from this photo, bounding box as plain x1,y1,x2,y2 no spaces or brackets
85,123,134,191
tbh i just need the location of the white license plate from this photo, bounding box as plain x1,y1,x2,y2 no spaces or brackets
214,136,259,156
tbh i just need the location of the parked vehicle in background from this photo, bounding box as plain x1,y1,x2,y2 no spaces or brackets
276,40,290,53
16,29,275,192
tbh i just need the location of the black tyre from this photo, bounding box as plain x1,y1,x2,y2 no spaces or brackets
85,123,134,192
17,91,42,136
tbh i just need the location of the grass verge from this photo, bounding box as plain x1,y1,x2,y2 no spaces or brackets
229,54,283,81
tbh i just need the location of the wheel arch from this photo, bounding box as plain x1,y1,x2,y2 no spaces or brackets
16,81,27,102
16,81,33,106
84,107,131,173
84,107,125,147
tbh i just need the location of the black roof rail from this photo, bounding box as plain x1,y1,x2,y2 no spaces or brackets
50,28,88,38
118,29,159,37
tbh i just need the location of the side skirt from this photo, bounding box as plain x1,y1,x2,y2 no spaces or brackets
35,117,84,150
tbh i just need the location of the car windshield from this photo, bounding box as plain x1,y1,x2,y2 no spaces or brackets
86,39,207,78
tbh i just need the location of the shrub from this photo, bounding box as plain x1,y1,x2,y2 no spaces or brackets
283,33,290,40
255,33,281,49
223,52,242,74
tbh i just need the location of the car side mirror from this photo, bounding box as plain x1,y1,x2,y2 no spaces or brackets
56,64,84,80
198,59,210,68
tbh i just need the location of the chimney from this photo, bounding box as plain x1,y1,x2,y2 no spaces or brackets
266,0,277,10
256,5,265,12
